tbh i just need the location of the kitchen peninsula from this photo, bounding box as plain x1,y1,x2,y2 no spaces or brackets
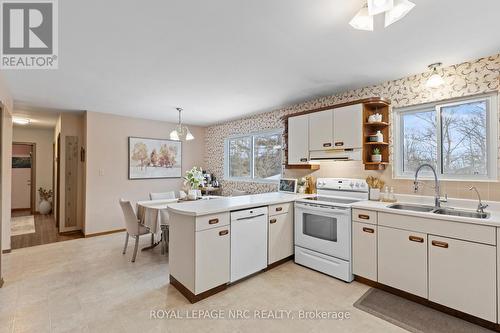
167,192,308,303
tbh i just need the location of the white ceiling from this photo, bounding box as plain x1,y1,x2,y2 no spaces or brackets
4,0,500,126
12,105,60,129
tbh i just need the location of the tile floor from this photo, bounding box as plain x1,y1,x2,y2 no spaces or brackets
0,232,405,333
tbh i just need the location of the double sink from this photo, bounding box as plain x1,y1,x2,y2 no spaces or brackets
388,203,489,219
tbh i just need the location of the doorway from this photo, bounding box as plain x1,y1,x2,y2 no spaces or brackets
11,143,36,215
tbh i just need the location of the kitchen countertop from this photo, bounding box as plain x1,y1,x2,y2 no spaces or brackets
352,194,500,227
167,192,311,216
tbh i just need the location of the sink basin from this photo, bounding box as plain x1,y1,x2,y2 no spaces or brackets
433,208,489,219
388,203,435,212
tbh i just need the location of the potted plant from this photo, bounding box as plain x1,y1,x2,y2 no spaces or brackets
183,167,205,199
38,187,53,215
371,148,382,163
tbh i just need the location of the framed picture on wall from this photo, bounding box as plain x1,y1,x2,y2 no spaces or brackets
128,137,182,179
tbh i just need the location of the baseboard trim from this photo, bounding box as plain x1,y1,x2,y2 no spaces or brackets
11,208,31,212
265,255,294,271
169,274,227,304
59,230,84,236
354,276,500,332
0,278,4,288
85,228,126,238
2,249,11,254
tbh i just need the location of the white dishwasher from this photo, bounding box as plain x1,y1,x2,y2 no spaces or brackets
230,206,268,282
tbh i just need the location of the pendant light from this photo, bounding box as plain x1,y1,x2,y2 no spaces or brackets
170,107,194,141
368,0,394,16
350,0,415,31
425,63,445,88
384,0,416,27
349,4,374,31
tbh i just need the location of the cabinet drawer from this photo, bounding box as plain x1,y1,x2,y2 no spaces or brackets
269,202,291,216
378,226,428,298
195,212,230,231
429,235,496,322
352,209,377,225
195,225,230,294
352,222,377,281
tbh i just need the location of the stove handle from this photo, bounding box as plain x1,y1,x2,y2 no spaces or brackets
295,203,350,215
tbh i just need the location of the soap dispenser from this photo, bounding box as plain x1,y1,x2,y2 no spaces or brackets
375,130,384,143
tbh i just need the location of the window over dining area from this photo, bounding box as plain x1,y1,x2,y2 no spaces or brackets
394,94,498,180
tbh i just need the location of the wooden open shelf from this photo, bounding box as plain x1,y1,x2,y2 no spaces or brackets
284,164,320,170
363,100,390,170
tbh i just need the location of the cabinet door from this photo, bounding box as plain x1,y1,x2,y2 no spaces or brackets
195,225,230,294
268,211,294,265
429,235,496,322
333,104,362,149
378,226,427,298
288,115,309,164
308,110,333,151
352,222,377,281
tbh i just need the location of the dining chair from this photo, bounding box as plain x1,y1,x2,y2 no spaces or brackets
149,191,176,200
119,199,151,262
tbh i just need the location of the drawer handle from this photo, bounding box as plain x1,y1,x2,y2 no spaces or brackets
335,142,344,147
432,240,449,248
270,218,277,224
323,143,332,147
362,227,374,233
219,230,229,236
275,207,283,212
409,235,424,243
208,218,219,225
358,214,370,220
300,158,308,162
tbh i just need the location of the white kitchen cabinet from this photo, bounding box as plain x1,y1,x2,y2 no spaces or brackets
352,222,377,281
308,110,333,151
333,104,362,149
268,206,294,265
378,226,428,298
429,235,496,322
195,225,231,294
288,115,309,164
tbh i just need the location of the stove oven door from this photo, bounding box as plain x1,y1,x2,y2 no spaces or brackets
294,202,351,260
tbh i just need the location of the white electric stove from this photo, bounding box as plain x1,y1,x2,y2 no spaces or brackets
294,178,368,282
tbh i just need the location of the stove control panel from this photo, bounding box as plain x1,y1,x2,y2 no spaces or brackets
316,178,368,192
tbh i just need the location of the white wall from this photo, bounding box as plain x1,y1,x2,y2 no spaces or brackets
12,127,54,211
84,111,206,235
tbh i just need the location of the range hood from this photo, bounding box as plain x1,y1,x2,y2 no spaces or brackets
309,149,362,161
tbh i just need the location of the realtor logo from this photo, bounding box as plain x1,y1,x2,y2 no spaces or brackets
1,0,58,69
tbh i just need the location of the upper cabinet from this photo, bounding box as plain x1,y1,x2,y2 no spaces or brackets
309,110,334,151
334,104,363,149
288,114,310,165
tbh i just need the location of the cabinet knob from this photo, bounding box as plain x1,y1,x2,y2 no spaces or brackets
270,218,277,224
219,230,229,236
300,158,308,162
275,207,283,212
358,214,370,220
335,142,344,147
431,240,449,248
208,218,219,225
323,143,332,147
409,235,424,243
362,227,374,233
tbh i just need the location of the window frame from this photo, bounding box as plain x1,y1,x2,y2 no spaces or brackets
394,93,498,181
224,128,283,183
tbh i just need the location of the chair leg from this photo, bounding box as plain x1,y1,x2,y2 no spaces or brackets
122,233,129,254
151,233,155,246
132,236,139,262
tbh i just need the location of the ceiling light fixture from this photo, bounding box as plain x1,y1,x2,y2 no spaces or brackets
368,0,394,16
350,0,414,31
425,63,445,88
349,4,374,31
170,107,194,141
13,117,31,125
384,0,416,27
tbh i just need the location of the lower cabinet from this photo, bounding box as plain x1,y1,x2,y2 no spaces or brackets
378,226,428,298
352,222,377,281
429,235,496,322
195,225,230,294
268,207,294,265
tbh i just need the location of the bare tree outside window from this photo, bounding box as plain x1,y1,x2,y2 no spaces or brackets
254,133,282,180
229,137,251,178
402,110,438,172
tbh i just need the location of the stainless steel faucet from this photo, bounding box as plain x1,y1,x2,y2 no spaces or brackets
413,164,447,208
469,186,488,214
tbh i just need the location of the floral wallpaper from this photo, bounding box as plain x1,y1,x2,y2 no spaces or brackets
205,54,500,198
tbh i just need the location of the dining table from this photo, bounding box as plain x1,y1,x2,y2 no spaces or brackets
136,196,221,253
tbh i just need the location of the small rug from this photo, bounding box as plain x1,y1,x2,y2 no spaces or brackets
11,215,36,236
354,288,495,333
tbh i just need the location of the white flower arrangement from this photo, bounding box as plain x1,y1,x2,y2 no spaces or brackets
184,166,205,189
